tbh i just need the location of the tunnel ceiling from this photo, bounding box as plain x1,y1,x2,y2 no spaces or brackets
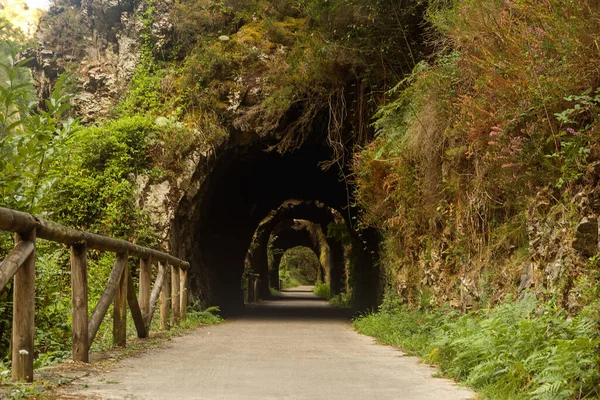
271,223,316,251
255,200,346,238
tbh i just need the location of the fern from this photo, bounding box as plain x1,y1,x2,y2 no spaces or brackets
355,296,600,399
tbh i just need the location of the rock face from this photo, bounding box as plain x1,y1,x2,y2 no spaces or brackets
517,263,534,292
31,0,146,121
573,217,599,257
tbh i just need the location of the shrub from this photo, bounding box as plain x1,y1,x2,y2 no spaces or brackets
354,294,600,399
46,115,159,242
313,281,331,299
352,0,600,311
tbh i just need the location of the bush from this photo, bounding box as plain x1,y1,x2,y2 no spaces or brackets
183,305,223,327
352,0,600,312
354,294,600,399
46,115,159,242
329,292,353,309
313,281,331,299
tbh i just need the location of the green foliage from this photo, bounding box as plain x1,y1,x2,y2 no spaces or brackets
0,29,86,363
0,382,43,399
161,0,429,157
326,221,351,245
354,293,446,356
0,104,161,363
183,305,223,326
301,0,427,77
278,271,301,289
329,292,353,308
352,0,600,310
0,47,77,212
354,294,600,399
118,0,164,115
33,245,72,367
0,7,205,375
313,281,331,299
46,115,159,242
120,68,165,115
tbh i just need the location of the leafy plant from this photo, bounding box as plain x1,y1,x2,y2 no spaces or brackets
313,281,331,299
354,294,600,399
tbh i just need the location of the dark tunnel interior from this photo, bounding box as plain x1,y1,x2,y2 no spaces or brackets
172,137,381,315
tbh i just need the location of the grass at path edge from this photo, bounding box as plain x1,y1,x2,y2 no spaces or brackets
353,294,600,400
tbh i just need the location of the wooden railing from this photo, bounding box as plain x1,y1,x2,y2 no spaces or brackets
0,207,190,382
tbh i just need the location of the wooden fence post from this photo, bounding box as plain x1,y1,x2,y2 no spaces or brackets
12,229,36,382
160,263,170,330
145,264,166,331
126,267,147,339
139,258,151,321
113,255,128,347
0,241,34,292
171,265,181,325
70,243,89,362
180,268,187,321
88,253,128,346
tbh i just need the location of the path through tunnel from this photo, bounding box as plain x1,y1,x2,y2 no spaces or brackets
173,133,381,315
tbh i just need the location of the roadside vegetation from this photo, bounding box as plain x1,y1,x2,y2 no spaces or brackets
352,2,600,397
355,294,600,399
353,0,600,309
313,281,330,299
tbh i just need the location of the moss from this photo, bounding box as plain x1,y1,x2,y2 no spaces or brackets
262,17,306,45
235,22,267,45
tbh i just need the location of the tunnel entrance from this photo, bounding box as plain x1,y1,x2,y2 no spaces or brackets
172,129,381,314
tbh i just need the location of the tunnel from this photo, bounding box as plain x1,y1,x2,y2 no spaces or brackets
275,246,322,287
172,125,381,314
268,219,331,290
246,200,349,299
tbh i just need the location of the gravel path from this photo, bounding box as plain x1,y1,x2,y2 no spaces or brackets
60,286,474,399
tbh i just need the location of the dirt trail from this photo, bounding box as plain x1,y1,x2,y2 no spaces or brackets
58,286,474,399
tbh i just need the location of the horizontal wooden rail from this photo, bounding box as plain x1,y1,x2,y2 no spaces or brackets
0,206,190,383
0,207,189,269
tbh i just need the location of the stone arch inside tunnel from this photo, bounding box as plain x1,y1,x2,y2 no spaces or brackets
172,134,382,314
267,219,331,292
246,200,348,299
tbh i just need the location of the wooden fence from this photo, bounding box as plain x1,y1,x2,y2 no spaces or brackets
0,207,190,382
